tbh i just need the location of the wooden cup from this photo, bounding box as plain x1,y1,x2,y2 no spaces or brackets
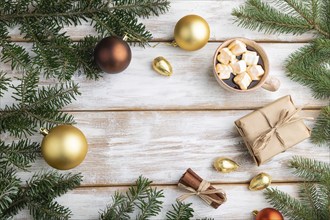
213,38,280,92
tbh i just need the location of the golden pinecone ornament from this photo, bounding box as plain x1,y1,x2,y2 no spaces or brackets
213,157,239,173
40,125,88,170
249,172,272,191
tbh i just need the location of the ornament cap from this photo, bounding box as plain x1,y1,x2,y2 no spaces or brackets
123,34,128,41
252,210,259,216
40,127,49,136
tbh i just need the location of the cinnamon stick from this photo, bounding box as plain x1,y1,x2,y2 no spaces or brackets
178,168,226,209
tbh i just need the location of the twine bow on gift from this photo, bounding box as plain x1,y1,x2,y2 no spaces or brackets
177,180,227,206
252,107,312,155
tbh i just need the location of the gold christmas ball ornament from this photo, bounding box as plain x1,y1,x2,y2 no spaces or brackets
40,125,88,170
174,14,210,51
253,208,284,220
213,157,239,173
152,56,173,76
249,172,272,191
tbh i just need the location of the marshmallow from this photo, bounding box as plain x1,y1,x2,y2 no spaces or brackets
234,72,252,90
242,51,259,66
247,65,265,80
230,60,247,75
228,40,247,56
217,48,236,65
216,63,233,79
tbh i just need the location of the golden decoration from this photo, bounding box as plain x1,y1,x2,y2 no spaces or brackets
249,172,272,191
152,56,173,76
213,157,239,173
40,125,88,170
174,14,210,51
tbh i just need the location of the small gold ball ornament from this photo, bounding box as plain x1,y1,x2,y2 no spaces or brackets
152,56,173,76
174,14,210,51
213,157,239,173
40,125,88,170
249,172,272,191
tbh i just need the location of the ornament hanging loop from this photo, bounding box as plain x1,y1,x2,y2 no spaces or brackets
40,127,49,136
152,40,178,48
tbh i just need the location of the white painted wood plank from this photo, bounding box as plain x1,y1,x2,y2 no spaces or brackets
15,183,299,220
1,43,327,110
8,110,329,185
7,1,314,42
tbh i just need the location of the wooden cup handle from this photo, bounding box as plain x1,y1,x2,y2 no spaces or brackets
261,76,280,92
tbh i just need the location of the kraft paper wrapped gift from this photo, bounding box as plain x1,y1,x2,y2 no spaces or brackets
235,95,311,166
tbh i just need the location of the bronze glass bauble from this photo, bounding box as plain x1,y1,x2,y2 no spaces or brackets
94,36,132,74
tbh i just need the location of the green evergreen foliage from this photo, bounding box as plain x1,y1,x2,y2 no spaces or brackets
265,156,330,220
0,170,82,219
232,0,330,146
166,201,194,220
311,106,330,146
99,176,164,220
0,1,170,219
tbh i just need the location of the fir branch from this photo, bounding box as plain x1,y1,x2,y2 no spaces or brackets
299,183,329,220
232,0,330,37
0,81,80,137
311,106,330,146
1,171,82,219
0,71,10,97
0,166,20,214
165,201,194,220
285,39,330,99
289,156,330,182
27,200,72,220
265,188,314,220
100,176,164,220
232,0,312,35
0,140,40,170
136,187,164,220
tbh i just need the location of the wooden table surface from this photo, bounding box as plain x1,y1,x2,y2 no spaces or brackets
3,0,329,219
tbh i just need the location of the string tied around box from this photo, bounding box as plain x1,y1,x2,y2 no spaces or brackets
253,107,313,154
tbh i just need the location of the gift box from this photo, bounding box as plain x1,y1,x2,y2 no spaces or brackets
235,95,311,166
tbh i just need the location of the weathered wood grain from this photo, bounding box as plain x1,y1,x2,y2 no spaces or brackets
7,110,328,185
15,183,299,220
7,1,314,42
1,43,327,110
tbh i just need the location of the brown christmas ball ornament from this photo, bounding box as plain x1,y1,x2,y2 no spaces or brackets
94,36,132,74
40,125,88,170
253,208,284,220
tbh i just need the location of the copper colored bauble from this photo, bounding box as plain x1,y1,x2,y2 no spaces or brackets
253,208,284,220
94,36,132,74
174,14,210,51
40,125,88,170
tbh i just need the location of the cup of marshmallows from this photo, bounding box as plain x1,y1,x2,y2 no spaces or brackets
213,38,280,92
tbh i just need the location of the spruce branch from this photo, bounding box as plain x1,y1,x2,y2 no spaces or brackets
299,183,329,220
136,187,164,220
0,71,10,97
165,201,194,220
1,171,82,219
100,176,164,220
285,39,330,99
311,106,330,146
265,188,314,220
289,156,330,182
0,80,80,137
232,0,330,37
0,140,40,170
